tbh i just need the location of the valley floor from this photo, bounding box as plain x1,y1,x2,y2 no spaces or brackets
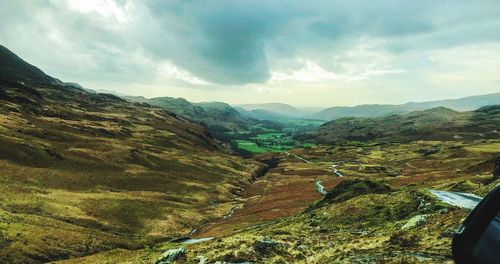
52,140,500,263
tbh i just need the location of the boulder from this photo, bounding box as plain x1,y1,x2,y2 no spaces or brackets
197,255,207,264
155,247,185,264
402,215,427,230
297,244,309,252
253,238,286,255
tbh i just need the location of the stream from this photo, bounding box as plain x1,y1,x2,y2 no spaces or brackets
175,153,345,244
286,152,343,195
315,180,327,195
330,164,344,177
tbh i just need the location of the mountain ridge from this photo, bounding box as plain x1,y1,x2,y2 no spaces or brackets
310,92,500,120
236,103,301,117
0,44,60,84
304,105,500,143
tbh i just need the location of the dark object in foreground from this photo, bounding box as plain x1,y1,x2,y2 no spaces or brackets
452,185,500,264
493,155,500,178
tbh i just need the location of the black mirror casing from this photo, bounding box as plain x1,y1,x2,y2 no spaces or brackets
452,185,500,264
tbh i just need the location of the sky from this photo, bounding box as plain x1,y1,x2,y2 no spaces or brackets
1,0,500,107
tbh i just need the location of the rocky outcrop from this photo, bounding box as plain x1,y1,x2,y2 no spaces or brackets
155,247,185,264
310,179,392,210
253,238,287,255
402,215,427,230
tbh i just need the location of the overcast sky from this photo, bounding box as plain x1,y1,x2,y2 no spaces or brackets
1,0,499,107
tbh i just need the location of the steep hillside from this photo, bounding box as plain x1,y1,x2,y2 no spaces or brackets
194,101,250,131
306,106,500,143
0,45,59,84
0,46,263,263
125,96,253,139
310,93,500,121
128,96,207,122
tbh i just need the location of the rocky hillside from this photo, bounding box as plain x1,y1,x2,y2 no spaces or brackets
305,106,500,143
0,45,263,263
125,96,255,139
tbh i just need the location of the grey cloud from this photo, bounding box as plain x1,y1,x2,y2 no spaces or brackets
139,1,291,84
1,0,500,87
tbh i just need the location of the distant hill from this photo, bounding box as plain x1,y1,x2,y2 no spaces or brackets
125,96,254,138
194,101,251,131
236,103,301,117
310,93,500,121
234,107,293,121
304,106,500,143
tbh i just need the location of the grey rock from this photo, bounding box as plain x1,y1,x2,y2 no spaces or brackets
297,244,309,252
197,255,207,264
402,215,427,230
254,238,286,255
155,247,185,264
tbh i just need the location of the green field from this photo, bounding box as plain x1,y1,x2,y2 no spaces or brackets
227,118,322,154
234,140,272,153
234,134,316,154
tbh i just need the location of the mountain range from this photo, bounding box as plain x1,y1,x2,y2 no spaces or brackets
89,88,500,124
308,93,500,120
236,103,303,117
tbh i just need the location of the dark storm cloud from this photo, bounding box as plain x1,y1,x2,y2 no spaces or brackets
1,0,500,86
139,1,293,84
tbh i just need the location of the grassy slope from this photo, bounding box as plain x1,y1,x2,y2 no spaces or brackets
0,79,263,263
125,96,253,135
57,140,500,263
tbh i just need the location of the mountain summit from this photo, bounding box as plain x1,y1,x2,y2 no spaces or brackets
0,45,59,84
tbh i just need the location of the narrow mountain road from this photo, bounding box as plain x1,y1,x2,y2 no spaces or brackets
429,190,482,210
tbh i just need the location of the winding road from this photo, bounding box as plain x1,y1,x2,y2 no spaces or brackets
429,190,482,210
